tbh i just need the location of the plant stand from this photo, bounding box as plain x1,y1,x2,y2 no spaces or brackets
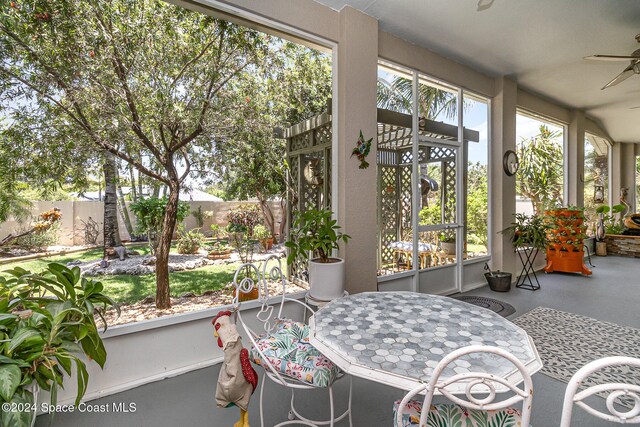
516,246,540,291
543,208,592,276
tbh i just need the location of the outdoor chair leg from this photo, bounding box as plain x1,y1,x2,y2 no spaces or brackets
287,381,352,426
259,375,267,427
347,376,353,427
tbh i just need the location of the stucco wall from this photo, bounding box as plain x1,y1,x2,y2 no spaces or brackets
0,200,283,246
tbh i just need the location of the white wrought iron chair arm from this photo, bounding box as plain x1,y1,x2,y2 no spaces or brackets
395,383,429,427
560,356,640,426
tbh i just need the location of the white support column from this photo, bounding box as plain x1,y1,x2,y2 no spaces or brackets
336,6,378,294
621,143,637,211
490,77,517,274
611,142,622,207
568,110,585,207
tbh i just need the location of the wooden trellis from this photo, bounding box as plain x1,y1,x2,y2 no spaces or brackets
284,113,332,280
283,107,479,276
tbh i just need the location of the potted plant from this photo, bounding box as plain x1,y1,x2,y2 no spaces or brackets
207,241,233,260
595,204,625,255
210,224,226,241
438,232,456,255
253,225,273,252
502,213,549,250
176,226,205,254
286,209,351,301
0,263,118,427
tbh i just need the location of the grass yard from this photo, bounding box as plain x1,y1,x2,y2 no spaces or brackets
0,245,239,304
98,264,237,303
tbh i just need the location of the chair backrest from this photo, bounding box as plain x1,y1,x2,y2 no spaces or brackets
396,345,533,427
560,356,640,426
232,254,316,386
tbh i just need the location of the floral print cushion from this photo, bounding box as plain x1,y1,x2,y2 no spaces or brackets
250,319,341,388
393,401,527,427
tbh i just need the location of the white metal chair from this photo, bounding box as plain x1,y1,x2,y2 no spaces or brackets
560,356,640,426
233,255,352,427
394,345,533,427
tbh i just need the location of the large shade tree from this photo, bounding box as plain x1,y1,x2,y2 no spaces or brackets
212,42,332,239
0,0,268,308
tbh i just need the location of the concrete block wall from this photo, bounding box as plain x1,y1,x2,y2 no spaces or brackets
0,200,283,247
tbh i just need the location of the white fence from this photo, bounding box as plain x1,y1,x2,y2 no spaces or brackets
0,200,284,246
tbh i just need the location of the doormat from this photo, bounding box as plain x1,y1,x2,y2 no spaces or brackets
453,296,516,318
513,306,640,409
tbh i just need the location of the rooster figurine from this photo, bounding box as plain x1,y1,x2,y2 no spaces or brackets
212,311,258,427
351,130,372,169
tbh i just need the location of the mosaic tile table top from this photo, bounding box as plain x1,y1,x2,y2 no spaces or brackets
309,292,542,392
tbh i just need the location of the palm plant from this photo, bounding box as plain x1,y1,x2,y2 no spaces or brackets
377,75,457,119
516,125,564,215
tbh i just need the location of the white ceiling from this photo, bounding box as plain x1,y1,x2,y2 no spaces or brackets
314,0,640,143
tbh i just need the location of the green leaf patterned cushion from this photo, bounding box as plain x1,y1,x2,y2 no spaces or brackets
393,401,528,427
250,319,341,388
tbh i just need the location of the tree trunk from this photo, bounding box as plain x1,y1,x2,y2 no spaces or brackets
129,163,138,202
155,181,180,309
257,193,275,238
278,199,287,243
116,182,135,239
103,153,122,256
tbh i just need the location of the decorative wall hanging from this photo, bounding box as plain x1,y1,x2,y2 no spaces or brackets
351,130,372,169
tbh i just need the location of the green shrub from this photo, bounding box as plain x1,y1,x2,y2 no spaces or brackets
226,204,262,237
13,222,60,250
130,197,189,254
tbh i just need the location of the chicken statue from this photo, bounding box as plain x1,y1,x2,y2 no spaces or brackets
212,310,258,427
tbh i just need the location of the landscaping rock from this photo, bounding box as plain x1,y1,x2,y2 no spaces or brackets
180,292,197,298
73,245,286,277
114,246,127,261
143,256,156,266
141,296,155,305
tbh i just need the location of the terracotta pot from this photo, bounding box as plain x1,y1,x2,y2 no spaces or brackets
238,287,259,302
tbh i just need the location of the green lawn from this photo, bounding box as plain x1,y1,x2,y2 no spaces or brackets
0,246,238,304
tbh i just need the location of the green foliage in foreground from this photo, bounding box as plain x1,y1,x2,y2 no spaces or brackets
0,264,118,426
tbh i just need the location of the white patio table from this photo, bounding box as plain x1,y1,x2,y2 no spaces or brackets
308,291,542,393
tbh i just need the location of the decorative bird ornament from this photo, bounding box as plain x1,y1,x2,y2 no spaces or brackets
351,130,372,169
212,310,258,427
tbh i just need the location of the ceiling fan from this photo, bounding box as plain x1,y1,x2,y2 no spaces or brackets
584,33,640,90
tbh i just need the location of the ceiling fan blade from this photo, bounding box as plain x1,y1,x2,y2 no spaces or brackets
631,106,640,110
477,0,495,11
601,68,635,90
584,54,640,61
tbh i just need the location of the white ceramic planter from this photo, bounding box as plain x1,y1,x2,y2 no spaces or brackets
308,258,345,301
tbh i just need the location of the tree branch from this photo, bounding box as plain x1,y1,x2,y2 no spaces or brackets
92,6,165,163
178,147,191,183
172,60,251,153
171,31,218,87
